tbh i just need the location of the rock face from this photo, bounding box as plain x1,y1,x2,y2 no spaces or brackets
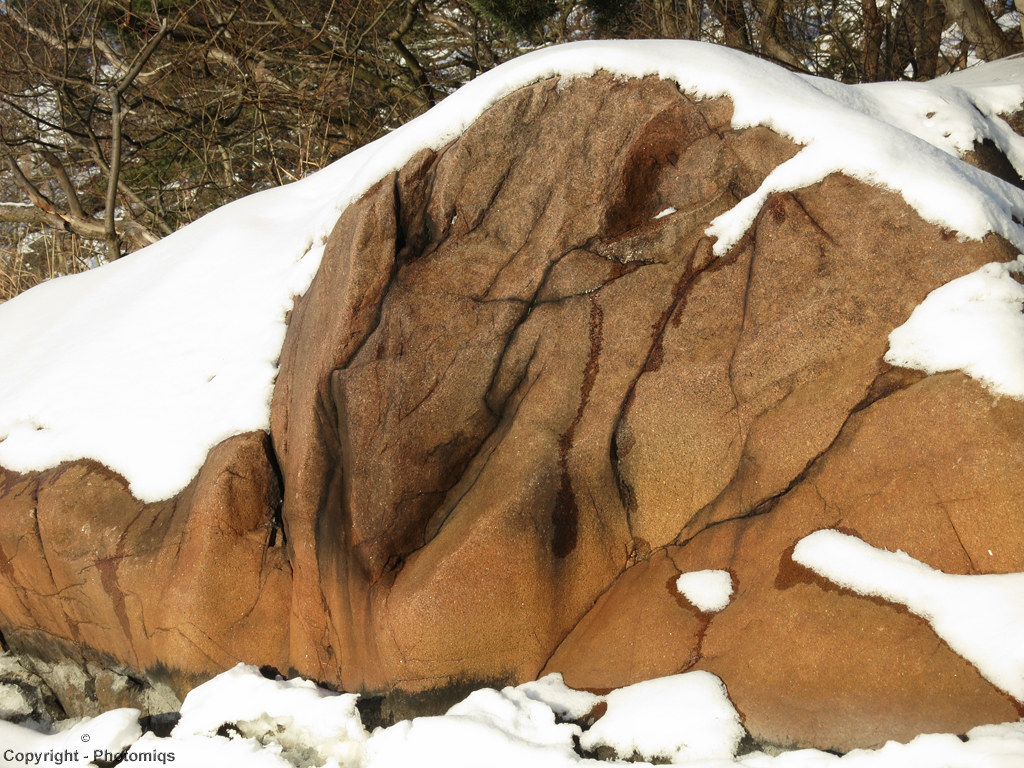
1,71,1024,751
0,432,290,716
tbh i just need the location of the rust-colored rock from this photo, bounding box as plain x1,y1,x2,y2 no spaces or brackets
0,432,290,715
1,72,1023,750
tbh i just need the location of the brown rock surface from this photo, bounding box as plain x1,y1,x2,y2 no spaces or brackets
1,71,1023,750
0,432,290,715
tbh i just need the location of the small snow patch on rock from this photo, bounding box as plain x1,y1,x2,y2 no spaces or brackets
676,569,734,613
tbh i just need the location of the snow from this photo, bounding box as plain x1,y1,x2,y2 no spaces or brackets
578,672,745,763
124,731,296,768
515,673,603,721
0,707,140,766
676,569,734,612
0,686,32,721
792,529,1024,701
4,663,1024,766
367,684,584,768
173,663,366,766
739,723,1024,768
884,258,1024,398
2,41,1024,500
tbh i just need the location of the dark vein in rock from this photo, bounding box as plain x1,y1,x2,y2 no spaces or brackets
675,366,923,547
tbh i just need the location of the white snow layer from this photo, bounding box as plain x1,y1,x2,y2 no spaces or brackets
173,663,367,766
0,707,140,766
515,673,604,721
793,529,1024,701
367,684,585,768
579,672,745,763
2,40,1024,500
4,663,1024,767
885,258,1024,397
676,569,735,612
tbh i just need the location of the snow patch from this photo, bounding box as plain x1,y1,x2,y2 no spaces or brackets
7,664,1024,766
128,729,299,767
172,663,367,766
0,686,32,721
793,529,1024,701
366,683,582,768
579,672,744,763
0,707,140,764
884,258,1024,398
515,673,603,721
676,569,734,613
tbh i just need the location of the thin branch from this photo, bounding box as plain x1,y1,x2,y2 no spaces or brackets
39,150,86,220
389,0,436,106
6,156,59,216
2,155,156,247
104,17,168,259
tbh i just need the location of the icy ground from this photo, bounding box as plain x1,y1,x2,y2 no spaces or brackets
2,41,1024,500
1,658,1024,768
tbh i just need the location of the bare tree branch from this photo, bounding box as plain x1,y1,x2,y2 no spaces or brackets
104,17,167,259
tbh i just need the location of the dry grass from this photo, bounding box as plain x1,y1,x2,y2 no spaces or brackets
0,230,105,304
0,246,39,302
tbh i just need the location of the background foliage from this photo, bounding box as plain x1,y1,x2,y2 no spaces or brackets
1,0,1020,300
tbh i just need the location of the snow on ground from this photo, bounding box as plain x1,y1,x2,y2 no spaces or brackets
0,708,140,766
2,664,1024,767
578,672,744,762
367,684,584,768
0,688,32,723
884,259,1024,398
172,664,366,766
793,529,1024,701
515,673,603,721
2,41,1024,501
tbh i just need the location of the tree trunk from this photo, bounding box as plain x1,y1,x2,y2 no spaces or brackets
944,0,1018,61
916,0,947,78
708,0,751,51
861,0,886,81
654,0,681,38
755,0,806,69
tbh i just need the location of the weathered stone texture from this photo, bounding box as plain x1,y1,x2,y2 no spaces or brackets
1,72,1023,751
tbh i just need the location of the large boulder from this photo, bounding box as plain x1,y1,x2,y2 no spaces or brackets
1,60,1023,751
